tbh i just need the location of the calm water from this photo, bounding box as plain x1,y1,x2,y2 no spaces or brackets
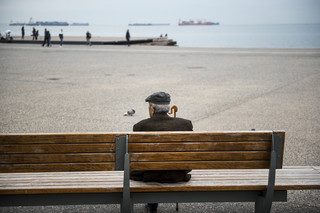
1,23,320,48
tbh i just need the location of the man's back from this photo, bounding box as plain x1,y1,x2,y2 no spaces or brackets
133,113,193,131
131,112,193,183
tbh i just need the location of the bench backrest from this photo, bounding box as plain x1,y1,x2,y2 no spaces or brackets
0,133,125,173
127,131,285,171
0,131,286,173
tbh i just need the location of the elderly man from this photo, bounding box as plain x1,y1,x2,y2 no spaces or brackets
133,91,193,132
131,91,193,212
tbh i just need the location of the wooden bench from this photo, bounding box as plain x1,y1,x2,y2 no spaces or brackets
121,131,320,213
0,133,128,210
1,131,319,213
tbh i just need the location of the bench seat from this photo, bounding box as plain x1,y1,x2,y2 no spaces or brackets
0,171,124,194
1,166,318,196
129,166,320,193
2,167,318,210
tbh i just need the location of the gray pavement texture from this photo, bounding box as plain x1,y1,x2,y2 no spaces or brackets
0,44,319,212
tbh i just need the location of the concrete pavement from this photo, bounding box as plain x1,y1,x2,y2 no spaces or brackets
0,43,319,212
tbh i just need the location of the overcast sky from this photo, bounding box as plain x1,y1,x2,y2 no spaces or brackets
1,0,320,25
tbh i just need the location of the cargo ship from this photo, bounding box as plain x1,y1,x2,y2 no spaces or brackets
71,22,89,26
35,21,69,26
8,22,25,26
178,19,219,26
10,18,69,26
9,17,88,26
129,23,170,26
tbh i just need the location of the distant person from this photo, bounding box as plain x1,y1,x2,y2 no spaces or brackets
5,30,11,40
35,30,39,40
42,28,48,46
47,31,51,47
21,26,25,39
59,29,63,47
126,29,130,46
32,27,36,40
86,31,91,46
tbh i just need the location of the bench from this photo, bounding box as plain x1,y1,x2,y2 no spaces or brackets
0,133,128,210
122,131,320,213
1,131,319,213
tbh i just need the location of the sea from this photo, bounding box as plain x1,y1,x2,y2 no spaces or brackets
1,23,320,48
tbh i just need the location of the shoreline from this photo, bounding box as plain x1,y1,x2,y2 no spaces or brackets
1,42,320,53
1,36,319,49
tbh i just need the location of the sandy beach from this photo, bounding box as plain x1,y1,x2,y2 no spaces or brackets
0,43,319,212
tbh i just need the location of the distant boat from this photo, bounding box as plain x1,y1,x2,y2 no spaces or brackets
9,22,25,26
129,23,170,26
9,18,69,26
36,21,69,26
71,23,89,26
178,19,219,26
9,17,93,26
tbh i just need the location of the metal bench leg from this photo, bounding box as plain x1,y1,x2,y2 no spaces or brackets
121,135,133,213
255,132,280,213
121,151,133,213
121,200,133,213
255,194,265,213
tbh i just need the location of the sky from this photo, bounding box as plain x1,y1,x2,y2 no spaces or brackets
1,0,320,25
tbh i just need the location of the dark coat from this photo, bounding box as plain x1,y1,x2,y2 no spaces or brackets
130,113,193,183
133,113,193,131
126,31,130,40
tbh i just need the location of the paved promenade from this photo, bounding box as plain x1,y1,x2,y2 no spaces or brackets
0,43,319,212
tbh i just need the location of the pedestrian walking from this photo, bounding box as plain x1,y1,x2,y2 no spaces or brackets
21,26,25,39
86,31,91,46
59,29,63,47
126,29,130,46
47,31,51,47
32,27,36,40
42,28,48,46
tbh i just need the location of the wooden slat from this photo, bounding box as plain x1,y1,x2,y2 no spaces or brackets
0,153,115,164
129,166,320,192
0,171,124,194
0,171,122,179
128,131,274,142
313,166,320,173
0,133,125,144
0,186,123,195
0,144,115,154
128,142,270,152
130,151,270,162
0,163,115,173
130,161,270,170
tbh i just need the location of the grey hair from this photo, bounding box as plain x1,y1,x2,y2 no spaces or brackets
150,103,170,113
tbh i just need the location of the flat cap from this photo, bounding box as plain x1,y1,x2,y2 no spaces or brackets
145,91,171,105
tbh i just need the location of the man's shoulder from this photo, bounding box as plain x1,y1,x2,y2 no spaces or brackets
174,117,192,123
133,118,152,131
173,117,193,130
134,118,151,125
133,115,193,131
